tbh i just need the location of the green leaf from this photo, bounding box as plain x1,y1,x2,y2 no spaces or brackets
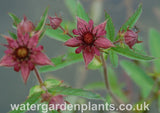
45,28,70,42
111,46,155,61
88,56,102,70
29,85,42,97
45,21,75,42
44,79,62,89
35,7,48,31
77,1,90,22
8,31,17,40
120,4,142,31
39,53,83,73
39,30,46,41
64,0,77,17
84,82,105,90
133,41,146,55
48,86,105,101
109,50,118,67
105,12,115,41
48,110,59,113
149,28,160,73
120,60,154,98
61,21,75,31
85,66,127,101
107,66,127,102
106,95,112,104
9,92,42,113
159,95,160,112
8,13,21,28
29,79,62,97
133,100,151,113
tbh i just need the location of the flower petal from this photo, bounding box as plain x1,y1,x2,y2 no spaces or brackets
31,52,53,66
32,45,44,52
17,15,35,35
4,49,13,55
96,30,106,37
93,21,107,36
28,32,40,48
82,46,95,67
72,29,79,35
48,16,62,29
9,40,19,49
14,63,20,72
124,30,139,49
64,38,82,47
17,27,23,39
21,63,30,84
2,35,18,48
94,37,115,49
17,36,24,46
28,61,35,70
124,30,138,38
2,35,14,42
0,55,15,67
88,19,94,31
49,95,65,110
92,46,100,56
75,46,84,54
76,17,88,30
23,33,30,45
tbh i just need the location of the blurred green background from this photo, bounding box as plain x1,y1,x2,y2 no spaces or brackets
0,0,160,113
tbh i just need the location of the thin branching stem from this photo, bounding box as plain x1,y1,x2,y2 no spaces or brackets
34,67,47,92
59,25,73,38
113,39,122,44
100,52,123,105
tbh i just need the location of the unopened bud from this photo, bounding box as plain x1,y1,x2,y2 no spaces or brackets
48,16,62,30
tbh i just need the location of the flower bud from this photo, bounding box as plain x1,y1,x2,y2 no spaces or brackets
124,29,142,49
41,93,52,102
17,16,35,34
48,16,62,29
49,95,65,110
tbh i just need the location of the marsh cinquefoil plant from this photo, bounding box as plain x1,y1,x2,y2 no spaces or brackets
0,1,158,113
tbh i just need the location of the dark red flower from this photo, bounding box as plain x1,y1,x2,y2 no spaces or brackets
64,17,114,67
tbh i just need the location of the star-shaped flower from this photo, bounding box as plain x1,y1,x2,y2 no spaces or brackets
0,20,53,83
64,17,114,67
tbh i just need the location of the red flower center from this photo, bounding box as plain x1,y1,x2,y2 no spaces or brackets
83,33,94,44
15,47,29,60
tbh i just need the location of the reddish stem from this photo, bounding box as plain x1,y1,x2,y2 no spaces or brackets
100,53,123,105
34,67,43,84
34,67,47,92
113,39,121,44
59,25,73,38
